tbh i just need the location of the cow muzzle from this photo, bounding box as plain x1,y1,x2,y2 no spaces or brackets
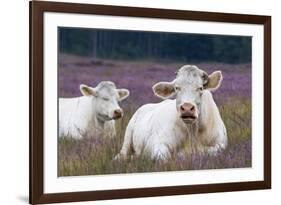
112,109,123,120
179,102,197,123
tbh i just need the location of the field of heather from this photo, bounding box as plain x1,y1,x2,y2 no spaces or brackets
58,53,252,176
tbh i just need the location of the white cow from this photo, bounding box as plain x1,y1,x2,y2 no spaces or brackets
115,65,227,160
59,81,129,139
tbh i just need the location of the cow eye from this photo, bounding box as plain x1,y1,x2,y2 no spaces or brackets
175,86,181,91
198,87,203,91
102,97,109,101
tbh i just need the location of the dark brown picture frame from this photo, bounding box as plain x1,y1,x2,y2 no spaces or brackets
29,1,271,204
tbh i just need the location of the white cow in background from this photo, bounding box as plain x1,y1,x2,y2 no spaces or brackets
115,65,227,160
59,81,130,139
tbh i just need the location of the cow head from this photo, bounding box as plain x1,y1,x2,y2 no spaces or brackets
152,65,222,124
80,81,129,122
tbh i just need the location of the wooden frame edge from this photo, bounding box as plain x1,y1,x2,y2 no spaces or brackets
32,181,270,204
30,1,44,204
263,16,272,189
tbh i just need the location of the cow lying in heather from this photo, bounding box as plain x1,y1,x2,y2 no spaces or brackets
115,65,227,160
59,81,130,139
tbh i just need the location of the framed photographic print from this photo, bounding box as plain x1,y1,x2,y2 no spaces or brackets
29,0,271,204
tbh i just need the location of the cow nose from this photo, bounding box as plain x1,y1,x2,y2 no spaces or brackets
113,109,123,119
180,103,195,115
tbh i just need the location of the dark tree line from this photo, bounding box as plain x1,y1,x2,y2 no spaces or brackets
59,27,252,64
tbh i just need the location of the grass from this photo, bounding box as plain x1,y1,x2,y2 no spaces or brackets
58,98,251,176
58,56,252,176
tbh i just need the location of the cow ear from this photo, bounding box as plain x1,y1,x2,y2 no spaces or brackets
152,81,175,99
204,71,223,91
80,84,97,96
117,89,130,101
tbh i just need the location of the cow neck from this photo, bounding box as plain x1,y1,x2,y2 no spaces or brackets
180,120,198,154
185,121,198,140
176,113,198,141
